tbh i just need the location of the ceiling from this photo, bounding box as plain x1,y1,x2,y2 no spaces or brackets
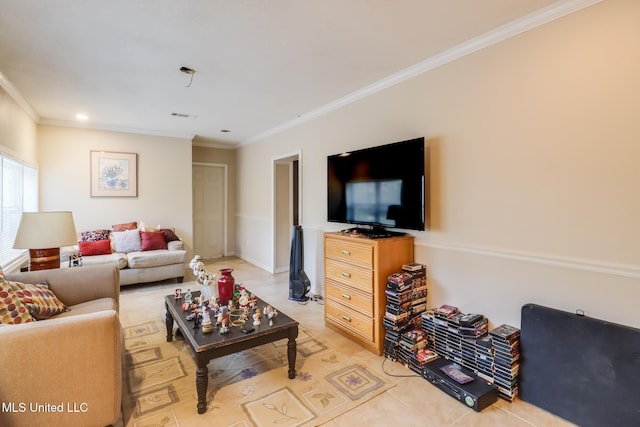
0,1,593,148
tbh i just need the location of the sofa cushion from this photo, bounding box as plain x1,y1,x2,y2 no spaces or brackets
79,239,113,256
162,228,180,242
0,275,36,324
80,229,111,242
140,231,167,251
139,221,161,232
112,221,137,232
9,280,69,319
54,297,117,318
80,252,128,269
127,249,186,268
113,229,142,253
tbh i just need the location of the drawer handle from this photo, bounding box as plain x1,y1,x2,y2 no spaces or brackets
341,315,352,322
341,293,351,300
341,250,351,256
341,272,351,278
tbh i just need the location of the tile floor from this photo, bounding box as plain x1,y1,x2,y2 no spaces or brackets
120,257,576,427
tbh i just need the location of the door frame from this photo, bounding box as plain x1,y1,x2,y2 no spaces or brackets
271,150,302,274
193,162,228,257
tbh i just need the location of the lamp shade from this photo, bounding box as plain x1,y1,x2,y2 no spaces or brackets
13,211,78,249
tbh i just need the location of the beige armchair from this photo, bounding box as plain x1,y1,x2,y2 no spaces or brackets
0,264,122,427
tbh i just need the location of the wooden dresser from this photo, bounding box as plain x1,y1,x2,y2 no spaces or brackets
324,232,414,355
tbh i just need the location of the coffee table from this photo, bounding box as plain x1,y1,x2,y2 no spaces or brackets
165,290,299,414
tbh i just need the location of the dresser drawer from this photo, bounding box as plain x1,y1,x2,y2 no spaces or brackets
325,303,373,342
325,259,373,293
325,279,373,316
325,239,373,267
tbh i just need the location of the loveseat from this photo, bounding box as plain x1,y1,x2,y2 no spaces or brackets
61,221,187,286
0,264,122,427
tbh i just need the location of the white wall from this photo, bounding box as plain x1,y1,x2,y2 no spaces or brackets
236,0,640,328
0,86,37,164
38,125,194,255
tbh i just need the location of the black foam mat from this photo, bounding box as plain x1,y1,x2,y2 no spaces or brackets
520,303,640,427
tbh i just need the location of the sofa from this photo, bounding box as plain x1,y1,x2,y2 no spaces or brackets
0,264,122,427
61,221,187,286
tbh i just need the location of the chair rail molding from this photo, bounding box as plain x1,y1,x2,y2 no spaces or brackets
415,239,640,280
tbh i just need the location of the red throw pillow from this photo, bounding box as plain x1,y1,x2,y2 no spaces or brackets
140,231,168,251
78,239,112,256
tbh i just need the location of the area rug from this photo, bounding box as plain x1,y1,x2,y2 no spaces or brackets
121,314,393,426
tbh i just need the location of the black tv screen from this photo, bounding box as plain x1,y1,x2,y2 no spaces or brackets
327,137,425,232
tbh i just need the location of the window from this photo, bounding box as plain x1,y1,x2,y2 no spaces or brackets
0,154,38,269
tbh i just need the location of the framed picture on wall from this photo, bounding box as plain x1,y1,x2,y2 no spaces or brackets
90,151,138,197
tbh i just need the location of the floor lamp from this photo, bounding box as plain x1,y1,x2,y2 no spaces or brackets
13,211,78,271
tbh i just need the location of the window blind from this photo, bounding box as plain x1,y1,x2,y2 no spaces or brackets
0,155,38,269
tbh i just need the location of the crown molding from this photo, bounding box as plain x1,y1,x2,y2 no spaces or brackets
39,118,195,141
242,0,603,146
0,72,40,122
192,138,237,149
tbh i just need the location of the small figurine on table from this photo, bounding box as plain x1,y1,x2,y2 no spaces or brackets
238,289,250,309
263,305,278,320
201,306,213,333
210,298,220,315
220,316,230,334
216,307,226,328
252,308,262,326
201,304,211,324
184,288,193,304
193,311,201,329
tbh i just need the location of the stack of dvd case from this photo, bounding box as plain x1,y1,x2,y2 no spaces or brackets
398,328,427,367
489,324,521,401
383,329,401,361
420,310,436,351
409,347,439,374
418,303,521,403
447,312,488,370
475,335,494,383
433,304,458,356
383,263,427,361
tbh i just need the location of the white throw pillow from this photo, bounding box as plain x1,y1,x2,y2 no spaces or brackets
113,229,142,253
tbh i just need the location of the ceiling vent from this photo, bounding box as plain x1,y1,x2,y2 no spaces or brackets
171,112,197,119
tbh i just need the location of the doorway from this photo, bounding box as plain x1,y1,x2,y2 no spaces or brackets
193,163,227,259
273,152,301,273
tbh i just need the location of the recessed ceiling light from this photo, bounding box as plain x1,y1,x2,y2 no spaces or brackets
75,113,89,121
220,129,231,133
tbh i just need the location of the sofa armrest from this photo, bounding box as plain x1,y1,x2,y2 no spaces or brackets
0,310,122,426
168,239,184,251
5,264,120,308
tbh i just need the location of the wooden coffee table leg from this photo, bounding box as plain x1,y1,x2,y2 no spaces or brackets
196,365,209,414
287,326,298,379
165,303,174,342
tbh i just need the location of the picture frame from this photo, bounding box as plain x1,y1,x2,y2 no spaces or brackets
90,151,138,197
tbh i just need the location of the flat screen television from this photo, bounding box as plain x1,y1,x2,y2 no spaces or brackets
327,137,425,236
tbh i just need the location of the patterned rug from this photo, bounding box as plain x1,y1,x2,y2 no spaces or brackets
121,317,393,426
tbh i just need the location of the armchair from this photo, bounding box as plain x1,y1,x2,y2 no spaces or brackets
0,264,122,427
